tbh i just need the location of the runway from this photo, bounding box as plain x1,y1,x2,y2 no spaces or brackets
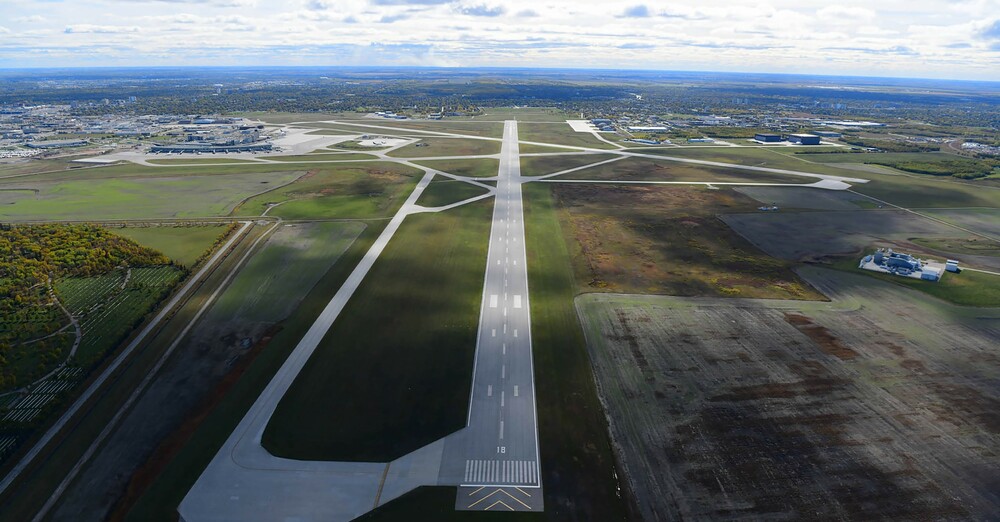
443,120,543,511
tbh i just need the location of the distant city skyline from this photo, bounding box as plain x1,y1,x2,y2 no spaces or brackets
1,0,998,81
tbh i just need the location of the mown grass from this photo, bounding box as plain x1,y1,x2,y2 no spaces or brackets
416,179,490,208
262,197,493,461
144,158,259,165
519,183,629,519
111,225,230,268
827,256,1000,307
0,171,301,221
124,222,387,522
233,162,420,219
412,158,500,178
266,153,378,162
519,153,617,177
388,138,501,158
560,157,807,184
516,123,618,150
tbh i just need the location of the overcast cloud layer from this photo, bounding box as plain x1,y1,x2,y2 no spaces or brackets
1,0,998,80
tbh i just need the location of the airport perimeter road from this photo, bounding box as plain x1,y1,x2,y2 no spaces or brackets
443,121,543,512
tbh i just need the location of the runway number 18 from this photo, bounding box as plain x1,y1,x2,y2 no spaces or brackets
497,446,506,454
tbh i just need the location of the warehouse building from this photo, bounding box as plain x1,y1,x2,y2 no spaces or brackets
149,142,272,154
788,133,821,145
754,133,782,143
26,139,88,149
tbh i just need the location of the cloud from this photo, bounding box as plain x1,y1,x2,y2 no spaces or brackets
306,0,335,9
619,5,650,18
64,24,140,34
619,42,655,49
370,0,453,5
979,19,1000,39
457,4,505,17
378,13,409,23
515,9,538,18
817,6,876,22
0,26,9,34
13,15,47,23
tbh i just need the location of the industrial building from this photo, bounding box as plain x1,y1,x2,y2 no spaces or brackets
859,248,947,282
788,133,821,145
149,142,272,154
754,133,782,143
25,139,88,149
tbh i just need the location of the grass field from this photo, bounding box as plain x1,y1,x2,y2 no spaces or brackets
262,197,493,461
233,163,420,219
0,171,301,221
519,153,617,177
412,158,499,178
205,222,366,324
415,179,490,208
827,256,1000,307
360,120,504,138
555,157,809,184
111,225,231,268
144,159,259,165
919,208,1000,236
551,184,824,299
265,153,378,162
910,237,1000,257
518,143,577,154
516,123,618,150
387,137,501,158
125,221,395,521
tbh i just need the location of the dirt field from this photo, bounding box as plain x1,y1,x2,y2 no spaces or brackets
551,184,823,300
49,222,364,521
722,209,1000,271
577,267,1000,520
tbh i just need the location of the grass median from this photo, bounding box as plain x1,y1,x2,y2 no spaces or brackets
262,197,493,461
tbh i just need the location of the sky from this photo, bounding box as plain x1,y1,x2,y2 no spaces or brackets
0,0,998,81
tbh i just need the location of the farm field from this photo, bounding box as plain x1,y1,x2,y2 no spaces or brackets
0,172,301,221
262,197,493,461
57,266,184,367
233,162,420,219
576,267,1000,520
415,179,489,208
550,184,824,299
111,225,232,268
412,158,499,178
387,137,501,158
49,221,365,522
